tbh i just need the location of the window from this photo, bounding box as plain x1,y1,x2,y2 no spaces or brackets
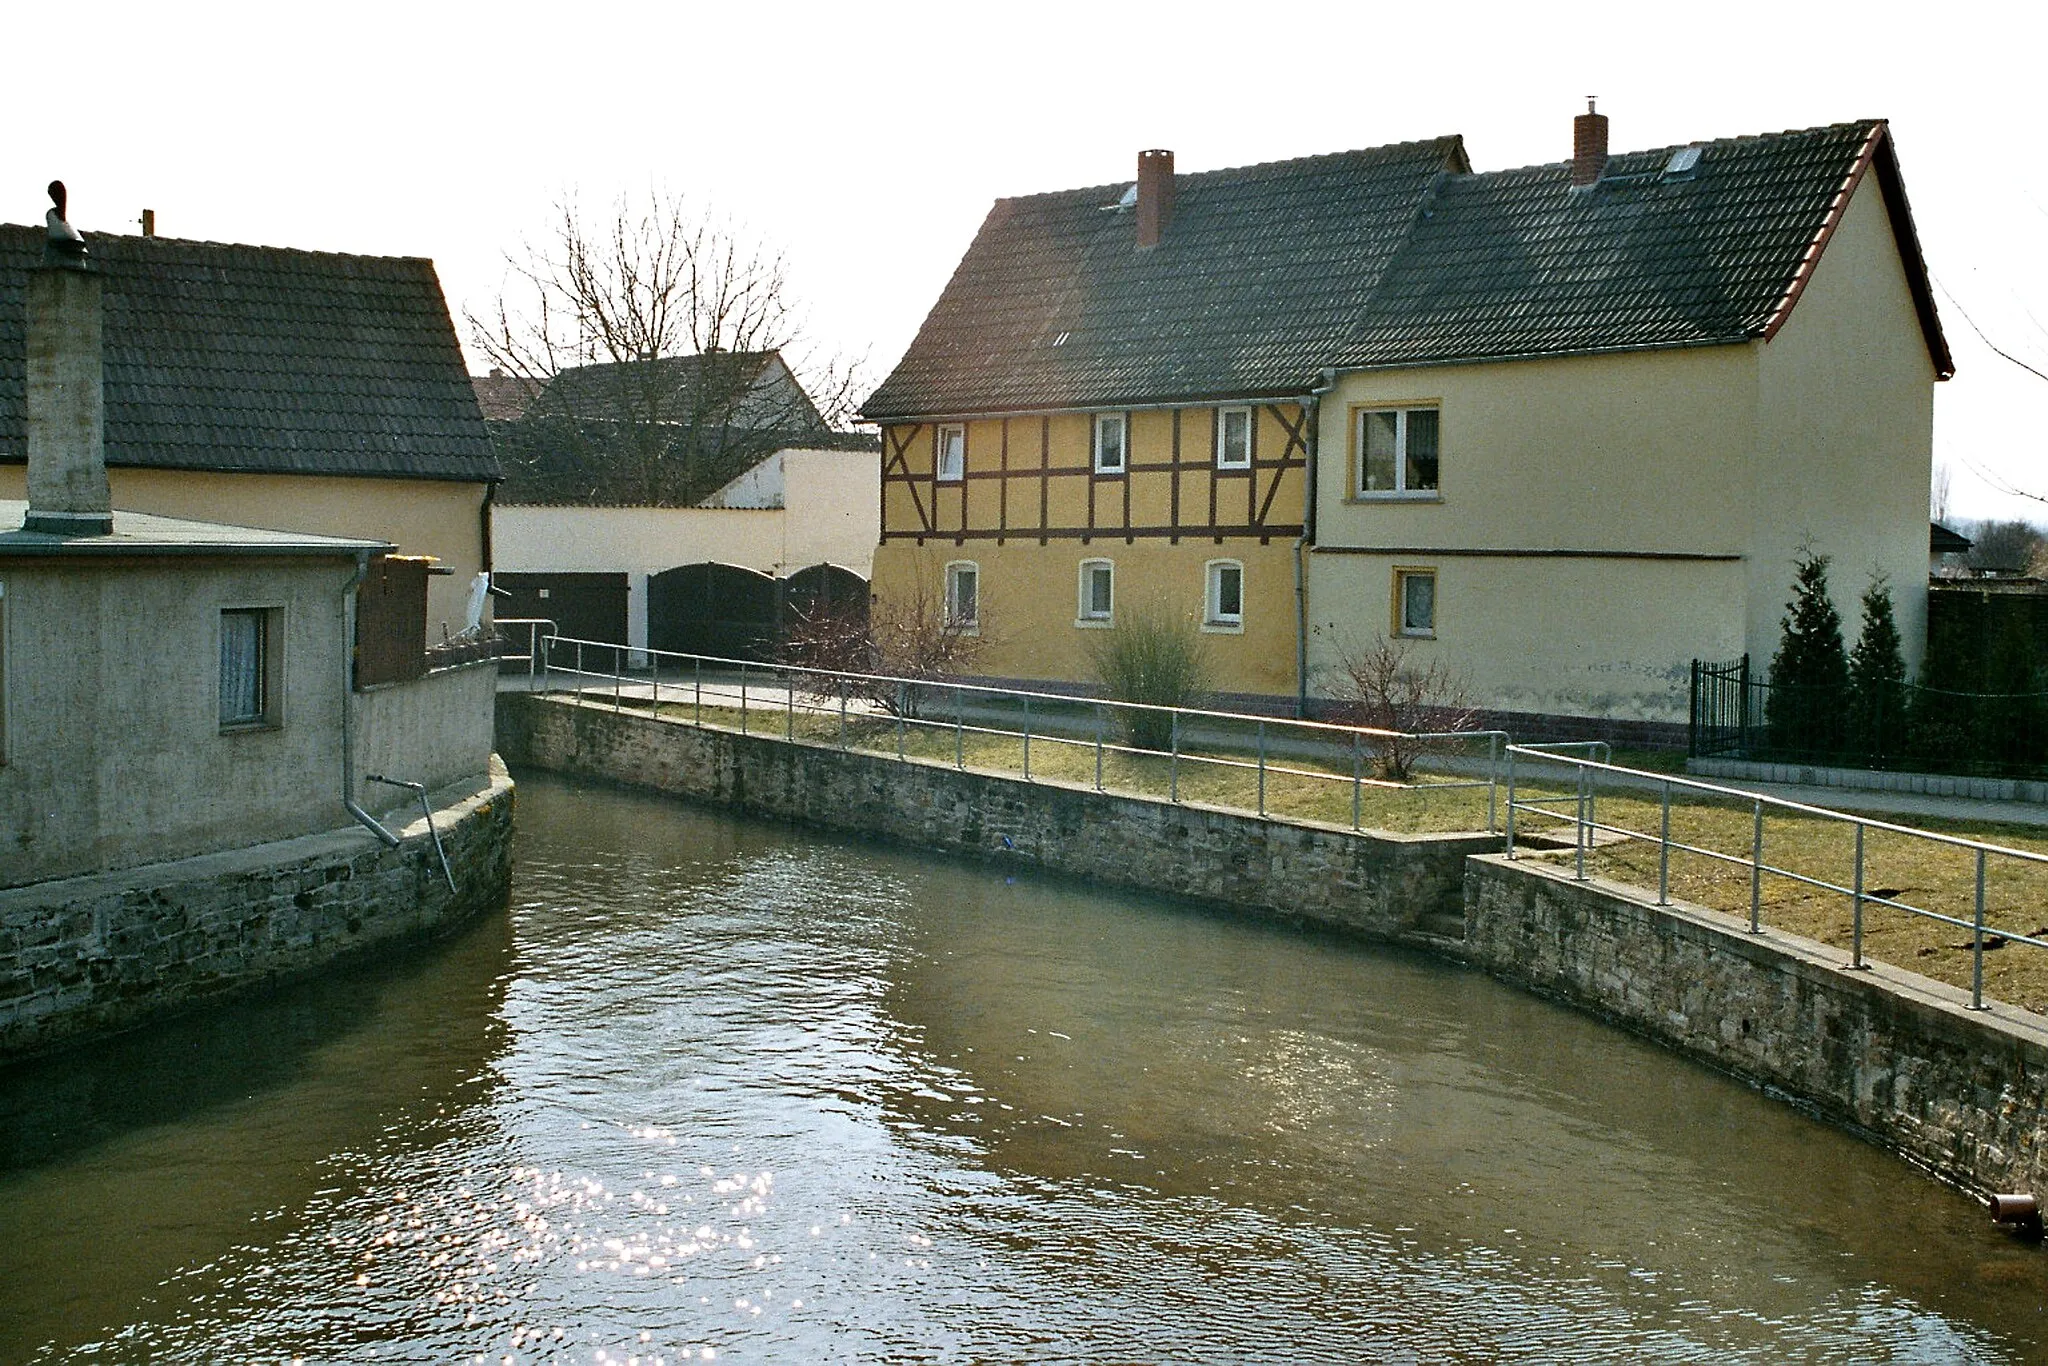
937,423,965,482
220,606,279,728
1077,559,1114,625
944,561,979,631
1093,412,1127,474
1204,560,1244,631
1394,569,1436,638
1216,407,1252,469
1357,406,1440,496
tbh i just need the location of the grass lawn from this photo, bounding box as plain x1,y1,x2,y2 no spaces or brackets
586,690,2048,1016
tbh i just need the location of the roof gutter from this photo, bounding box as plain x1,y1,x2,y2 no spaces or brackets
861,392,1314,426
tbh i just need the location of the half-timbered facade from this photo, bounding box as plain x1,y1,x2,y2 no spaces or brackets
865,113,1949,728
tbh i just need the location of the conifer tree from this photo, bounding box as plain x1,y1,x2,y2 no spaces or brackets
1847,576,1908,764
1767,549,1850,757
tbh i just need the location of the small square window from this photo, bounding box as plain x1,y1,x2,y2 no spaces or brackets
1093,413,1127,474
1078,559,1114,623
1205,560,1244,630
1358,407,1440,496
220,606,279,728
944,562,979,630
1216,408,1252,469
937,423,965,482
1395,569,1436,638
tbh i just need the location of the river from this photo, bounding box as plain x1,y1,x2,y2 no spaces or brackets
2,771,2045,1362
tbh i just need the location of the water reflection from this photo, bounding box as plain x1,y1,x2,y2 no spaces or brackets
1,771,2045,1363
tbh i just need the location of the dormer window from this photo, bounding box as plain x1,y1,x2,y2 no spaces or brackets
1093,413,1127,475
937,424,965,482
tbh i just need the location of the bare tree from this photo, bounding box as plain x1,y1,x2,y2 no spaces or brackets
1326,635,1477,781
470,190,866,506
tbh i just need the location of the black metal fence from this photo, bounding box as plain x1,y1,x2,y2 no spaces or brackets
1689,656,2048,778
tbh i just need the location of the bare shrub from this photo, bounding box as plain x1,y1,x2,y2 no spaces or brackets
776,571,990,719
1083,601,1211,750
1328,635,1476,780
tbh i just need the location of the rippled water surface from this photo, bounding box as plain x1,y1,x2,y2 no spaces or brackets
5,771,2048,1362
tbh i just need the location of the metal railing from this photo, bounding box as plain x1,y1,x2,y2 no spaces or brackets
531,633,1511,831
495,618,558,685
1504,744,2048,1009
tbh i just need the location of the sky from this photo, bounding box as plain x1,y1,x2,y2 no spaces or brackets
10,0,2046,523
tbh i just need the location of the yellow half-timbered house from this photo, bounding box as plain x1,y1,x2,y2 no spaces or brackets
864,111,1950,734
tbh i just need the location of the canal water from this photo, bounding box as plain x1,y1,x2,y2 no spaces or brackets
4,772,2047,1363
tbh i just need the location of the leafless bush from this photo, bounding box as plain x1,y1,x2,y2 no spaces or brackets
1328,635,1477,780
775,573,991,719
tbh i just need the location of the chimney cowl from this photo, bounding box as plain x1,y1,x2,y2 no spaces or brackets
1572,98,1609,188
1136,148,1175,249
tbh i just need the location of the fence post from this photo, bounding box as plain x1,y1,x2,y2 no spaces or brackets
1023,695,1032,781
1487,733,1500,834
1352,731,1363,832
1257,721,1268,818
1170,712,1181,803
785,667,795,741
1973,847,1989,1010
1504,747,1517,858
1574,763,1588,881
1738,653,1752,756
955,685,964,770
1851,823,1866,969
1688,659,1699,758
694,656,702,727
1657,779,1671,906
740,662,749,735
651,656,661,716
896,686,905,761
613,648,622,712
838,674,847,750
576,640,584,698
1749,798,1764,933
1095,705,1105,792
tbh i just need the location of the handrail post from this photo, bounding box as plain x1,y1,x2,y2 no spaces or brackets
694,655,702,727
1504,747,1517,858
1170,712,1181,803
613,647,622,711
1973,847,1989,1010
838,674,848,750
1257,720,1268,818
895,684,906,760
955,685,964,769
1351,731,1363,832
651,655,661,716
1022,695,1032,780
1657,779,1671,906
576,639,584,697
1851,823,1866,969
1487,733,1500,834
1095,704,1105,792
1749,798,1764,933
1574,762,1588,880
785,666,795,741
740,662,749,734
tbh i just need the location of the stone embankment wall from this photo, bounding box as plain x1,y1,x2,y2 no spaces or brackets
499,694,2048,1203
1463,856,2048,1200
495,695,1495,944
0,761,514,1062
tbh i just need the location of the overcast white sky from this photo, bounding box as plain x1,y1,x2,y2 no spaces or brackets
10,0,2045,522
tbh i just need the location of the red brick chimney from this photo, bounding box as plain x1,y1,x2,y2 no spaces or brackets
1572,98,1609,188
1137,149,1175,248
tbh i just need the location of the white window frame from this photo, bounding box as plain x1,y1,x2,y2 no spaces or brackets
1203,559,1244,633
1355,405,1441,498
219,603,285,731
1394,568,1436,639
937,423,965,482
1093,412,1127,475
1077,558,1115,627
1216,407,1252,470
943,560,980,633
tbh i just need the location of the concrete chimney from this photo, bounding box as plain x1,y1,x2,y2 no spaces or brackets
1572,98,1609,188
24,260,113,536
1136,148,1175,248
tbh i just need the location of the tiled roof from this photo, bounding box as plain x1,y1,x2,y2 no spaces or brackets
863,121,1949,420
0,500,390,557
0,227,500,483
472,370,542,421
863,138,1470,419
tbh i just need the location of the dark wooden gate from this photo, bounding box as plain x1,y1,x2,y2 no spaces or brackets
648,563,781,662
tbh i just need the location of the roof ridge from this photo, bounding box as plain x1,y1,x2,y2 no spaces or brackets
1464,118,1884,182
993,135,1466,206
0,222,434,266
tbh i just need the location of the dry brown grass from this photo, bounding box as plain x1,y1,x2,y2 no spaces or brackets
602,691,2048,1015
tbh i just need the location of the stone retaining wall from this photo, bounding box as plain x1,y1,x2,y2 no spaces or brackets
0,760,514,1062
1464,855,2048,1199
495,694,1494,943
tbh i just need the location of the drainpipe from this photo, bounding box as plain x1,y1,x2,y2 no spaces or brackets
1295,367,1340,718
342,552,401,847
